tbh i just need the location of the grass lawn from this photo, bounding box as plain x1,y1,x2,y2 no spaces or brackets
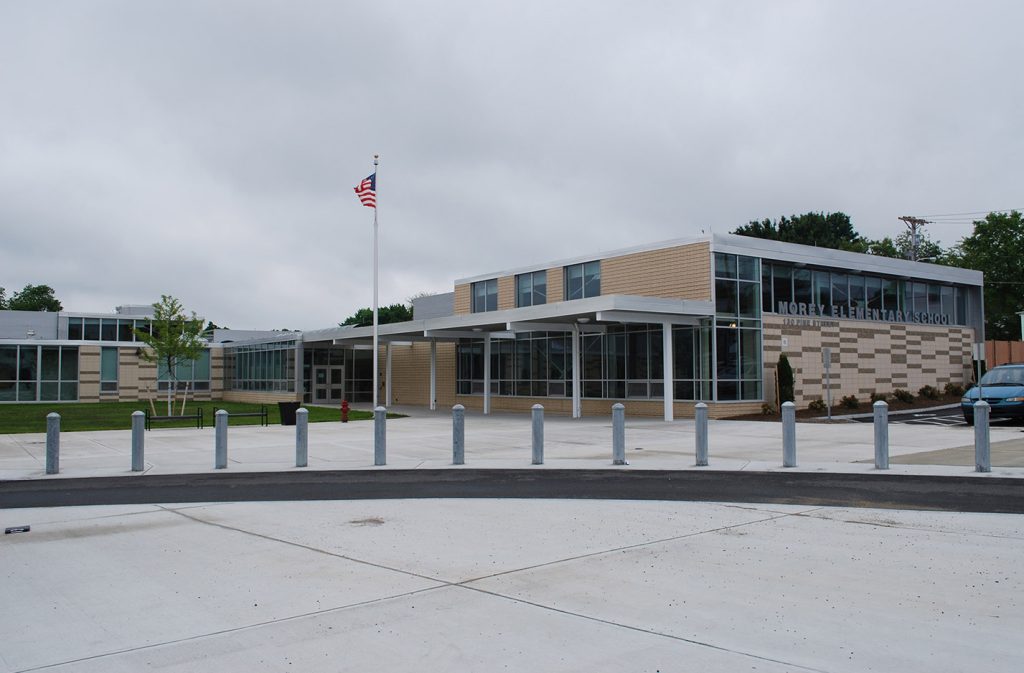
0,401,399,434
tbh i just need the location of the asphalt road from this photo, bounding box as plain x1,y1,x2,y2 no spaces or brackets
3,468,1024,513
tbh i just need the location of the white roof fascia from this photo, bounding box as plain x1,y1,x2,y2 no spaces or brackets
711,232,983,286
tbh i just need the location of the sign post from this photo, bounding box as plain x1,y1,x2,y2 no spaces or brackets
822,347,832,421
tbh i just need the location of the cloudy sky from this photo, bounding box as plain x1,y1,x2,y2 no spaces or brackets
1,1,1020,330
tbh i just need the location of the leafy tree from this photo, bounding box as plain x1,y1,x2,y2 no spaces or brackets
6,284,62,311
864,230,950,263
134,295,206,415
0,287,6,310
733,212,865,251
340,303,413,327
948,211,1024,340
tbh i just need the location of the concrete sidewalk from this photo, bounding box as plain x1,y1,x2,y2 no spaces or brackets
2,412,1023,672
2,407,1022,481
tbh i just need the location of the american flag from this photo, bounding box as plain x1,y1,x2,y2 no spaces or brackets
354,173,376,208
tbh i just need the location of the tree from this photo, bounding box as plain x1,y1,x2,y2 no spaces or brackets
0,287,6,310
6,284,62,311
732,212,865,251
340,303,413,327
864,230,950,263
134,295,206,415
948,211,1024,340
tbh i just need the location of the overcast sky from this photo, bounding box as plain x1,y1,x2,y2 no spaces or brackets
1,1,1020,330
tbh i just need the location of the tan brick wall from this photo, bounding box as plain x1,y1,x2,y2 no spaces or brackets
388,342,457,407
546,267,563,302
78,346,100,402
497,276,515,311
762,315,975,408
454,283,471,315
112,347,218,404
602,241,712,300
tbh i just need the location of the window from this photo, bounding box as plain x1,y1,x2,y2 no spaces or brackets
158,350,212,392
472,279,497,313
516,271,547,307
714,253,762,401
0,345,78,402
100,347,118,393
564,261,600,300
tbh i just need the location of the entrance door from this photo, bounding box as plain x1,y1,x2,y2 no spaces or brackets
313,366,345,403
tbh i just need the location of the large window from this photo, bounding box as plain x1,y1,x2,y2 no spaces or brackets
0,345,78,402
516,271,547,308
472,279,497,313
714,253,762,401
456,324,714,401
761,261,967,325
224,342,294,393
100,347,119,393
67,317,150,342
157,350,212,392
564,261,600,300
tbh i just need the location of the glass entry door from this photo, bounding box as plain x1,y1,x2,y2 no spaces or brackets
313,366,345,403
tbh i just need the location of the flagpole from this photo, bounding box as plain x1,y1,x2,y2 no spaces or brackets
372,153,380,409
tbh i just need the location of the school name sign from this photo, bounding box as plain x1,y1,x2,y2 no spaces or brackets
776,301,952,325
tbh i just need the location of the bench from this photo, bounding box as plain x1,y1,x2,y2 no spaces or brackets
212,405,269,427
145,408,205,431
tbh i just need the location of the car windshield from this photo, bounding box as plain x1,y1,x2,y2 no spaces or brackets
978,367,1024,386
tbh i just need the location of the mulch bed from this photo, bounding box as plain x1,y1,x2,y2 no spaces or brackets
729,393,963,423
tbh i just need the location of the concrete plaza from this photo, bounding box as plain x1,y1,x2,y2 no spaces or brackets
2,410,1023,672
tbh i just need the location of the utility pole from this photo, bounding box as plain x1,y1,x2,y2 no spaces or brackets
898,216,930,261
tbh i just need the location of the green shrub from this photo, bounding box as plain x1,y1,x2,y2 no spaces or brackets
943,382,965,397
840,395,860,409
777,354,795,404
918,385,940,400
807,399,826,412
869,391,888,403
892,389,914,403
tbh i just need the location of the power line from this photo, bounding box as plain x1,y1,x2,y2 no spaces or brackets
917,208,1022,218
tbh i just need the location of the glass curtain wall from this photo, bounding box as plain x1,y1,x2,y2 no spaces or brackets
223,341,294,393
300,348,373,403
456,324,714,401
762,261,967,324
714,253,762,401
0,345,79,402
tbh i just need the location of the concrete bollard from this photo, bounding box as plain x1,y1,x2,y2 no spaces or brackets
45,412,60,475
974,400,991,473
374,406,387,466
131,410,145,472
612,403,626,465
215,409,228,469
295,407,308,468
695,402,709,466
452,404,465,465
531,404,544,465
782,401,797,467
873,400,889,470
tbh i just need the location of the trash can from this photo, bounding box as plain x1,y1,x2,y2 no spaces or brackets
278,402,300,426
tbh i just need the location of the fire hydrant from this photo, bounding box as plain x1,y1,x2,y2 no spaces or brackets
341,399,349,423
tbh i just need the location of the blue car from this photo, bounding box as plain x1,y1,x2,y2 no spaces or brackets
961,364,1024,425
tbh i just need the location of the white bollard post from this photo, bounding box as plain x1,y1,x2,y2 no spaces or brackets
295,407,308,468
374,406,387,466
695,402,709,466
531,404,544,465
974,401,991,473
782,401,797,467
873,400,889,470
452,404,465,465
45,412,60,475
215,409,228,469
131,410,145,472
612,403,626,465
